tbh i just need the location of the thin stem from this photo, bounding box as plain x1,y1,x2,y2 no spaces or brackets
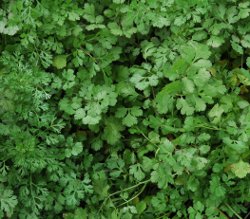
136,128,158,148
225,204,243,219
98,179,150,213
216,208,229,219
193,124,226,131
244,210,250,219
109,179,150,197
117,182,148,207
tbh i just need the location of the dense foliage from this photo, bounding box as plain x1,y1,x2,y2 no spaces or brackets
1,0,250,218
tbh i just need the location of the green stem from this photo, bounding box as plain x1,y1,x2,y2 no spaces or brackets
98,179,150,213
193,124,226,131
117,182,148,207
225,203,243,219
109,179,150,197
136,128,158,148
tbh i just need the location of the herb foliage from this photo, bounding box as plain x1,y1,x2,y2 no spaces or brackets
1,0,250,218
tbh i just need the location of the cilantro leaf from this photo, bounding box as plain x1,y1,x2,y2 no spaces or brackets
102,117,124,145
53,55,68,69
231,160,250,178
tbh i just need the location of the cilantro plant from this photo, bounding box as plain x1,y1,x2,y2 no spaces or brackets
1,0,250,218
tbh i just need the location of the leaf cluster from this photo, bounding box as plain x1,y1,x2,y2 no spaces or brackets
1,0,250,219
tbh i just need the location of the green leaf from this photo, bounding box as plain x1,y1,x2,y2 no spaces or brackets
130,66,158,90
113,0,125,4
123,113,138,127
208,104,224,122
159,81,183,95
74,108,86,120
193,96,206,111
72,142,83,156
155,80,182,113
181,42,211,62
116,106,143,127
182,77,195,93
53,55,68,69
74,208,88,219
136,201,147,214
231,41,243,54
207,36,224,48
59,98,76,115
102,117,124,145
193,59,212,68
129,164,145,181
247,57,250,68
158,138,175,154
209,176,226,198
176,98,195,115
164,58,189,80
237,100,249,109
108,22,123,36
193,69,211,87
151,163,173,189
0,186,17,217
231,160,250,178
199,145,210,154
